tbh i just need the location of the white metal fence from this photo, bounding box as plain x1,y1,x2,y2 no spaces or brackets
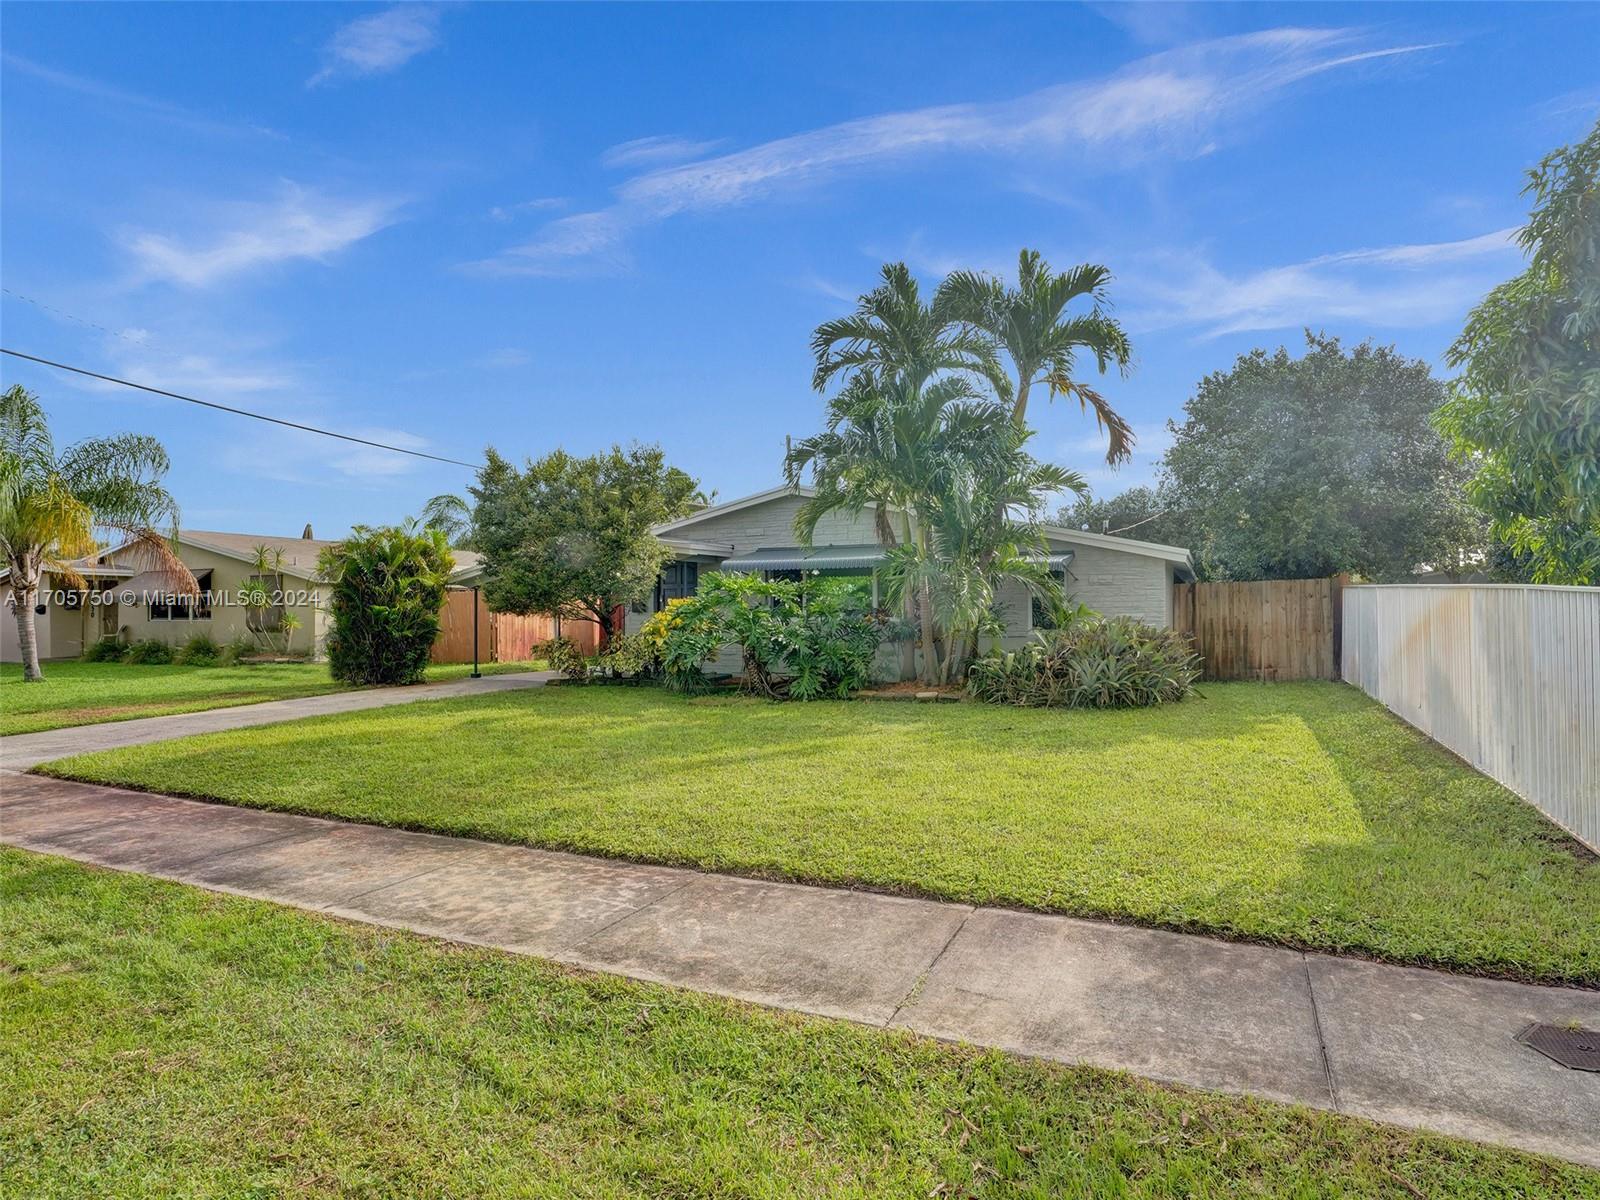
1341,584,1599,851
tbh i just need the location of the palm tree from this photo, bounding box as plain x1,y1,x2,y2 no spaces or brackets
811,261,1008,399
786,369,1070,684
419,493,475,549
939,249,1135,463
914,425,1088,680
1,385,192,681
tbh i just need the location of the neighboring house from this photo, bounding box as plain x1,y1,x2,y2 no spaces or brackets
624,484,1196,680
1,528,483,664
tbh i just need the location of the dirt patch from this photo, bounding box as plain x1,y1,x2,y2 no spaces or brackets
858,682,965,702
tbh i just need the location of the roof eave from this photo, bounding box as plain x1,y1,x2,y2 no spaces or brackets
651,483,816,536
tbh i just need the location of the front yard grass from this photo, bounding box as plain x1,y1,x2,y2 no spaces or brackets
0,658,546,736
3,850,1593,1199
40,681,1600,986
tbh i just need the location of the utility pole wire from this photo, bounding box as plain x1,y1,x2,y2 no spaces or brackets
1,348,484,471
1106,509,1177,537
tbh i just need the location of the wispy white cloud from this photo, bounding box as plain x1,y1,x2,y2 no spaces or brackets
469,28,1445,277
488,197,567,221
487,210,633,276
309,5,441,87
1534,86,1600,120
795,272,860,304
600,135,728,170
1064,423,1174,493
473,347,531,369
218,422,433,483
1085,1,1214,47
95,339,435,482
124,184,401,287
1130,228,1521,337
2,52,280,138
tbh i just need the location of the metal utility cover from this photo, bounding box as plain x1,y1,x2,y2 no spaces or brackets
1516,1022,1600,1072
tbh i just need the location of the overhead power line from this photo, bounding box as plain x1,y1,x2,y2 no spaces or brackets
0,348,483,471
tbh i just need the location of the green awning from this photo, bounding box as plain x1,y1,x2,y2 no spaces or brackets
720,545,886,571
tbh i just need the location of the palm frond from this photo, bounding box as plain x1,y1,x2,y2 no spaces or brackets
1046,375,1137,466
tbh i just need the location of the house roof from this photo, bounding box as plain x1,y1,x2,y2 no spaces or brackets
651,484,813,535
1039,523,1195,579
440,549,487,584
174,530,340,579
660,535,736,557
652,483,1195,578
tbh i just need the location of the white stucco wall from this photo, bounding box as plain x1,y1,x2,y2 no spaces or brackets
1052,539,1176,628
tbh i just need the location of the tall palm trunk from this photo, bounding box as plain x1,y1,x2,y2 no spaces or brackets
895,509,916,681
11,554,44,682
1010,374,1032,425
915,521,942,686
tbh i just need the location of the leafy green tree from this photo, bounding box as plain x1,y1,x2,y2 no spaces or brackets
319,522,453,685
1054,485,1194,551
939,249,1134,461
1436,119,1600,584
1162,333,1483,581
0,385,192,681
472,444,699,646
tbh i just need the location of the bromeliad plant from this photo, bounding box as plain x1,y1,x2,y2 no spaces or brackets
966,615,1200,709
318,522,453,686
661,572,884,700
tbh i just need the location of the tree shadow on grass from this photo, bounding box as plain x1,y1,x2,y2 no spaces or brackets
46,680,1599,983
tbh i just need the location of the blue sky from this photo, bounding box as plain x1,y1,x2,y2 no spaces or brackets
2,2,1596,537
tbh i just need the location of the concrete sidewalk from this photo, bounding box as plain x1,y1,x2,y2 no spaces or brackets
0,670,553,771
2,773,1595,1168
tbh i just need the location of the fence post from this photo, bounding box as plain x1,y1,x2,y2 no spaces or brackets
1330,573,1348,679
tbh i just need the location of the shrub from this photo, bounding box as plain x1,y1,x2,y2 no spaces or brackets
173,632,222,666
661,572,884,700
217,634,257,666
541,636,591,683
122,638,174,665
319,523,453,686
966,616,1200,708
81,636,126,663
593,632,657,682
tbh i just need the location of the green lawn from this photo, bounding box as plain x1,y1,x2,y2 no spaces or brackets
0,658,546,736
41,682,1600,986
3,852,1592,1199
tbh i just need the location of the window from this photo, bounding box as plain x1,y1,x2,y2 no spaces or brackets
1031,568,1069,630
653,561,699,610
151,569,211,621
192,570,213,620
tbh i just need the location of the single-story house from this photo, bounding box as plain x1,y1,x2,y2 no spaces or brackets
624,484,1196,680
1,528,483,664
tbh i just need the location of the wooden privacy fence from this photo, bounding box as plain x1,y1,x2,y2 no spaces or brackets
430,591,613,664
1173,577,1342,681
1342,584,1599,852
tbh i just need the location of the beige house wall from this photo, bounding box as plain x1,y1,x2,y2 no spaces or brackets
2,578,95,662
1054,540,1176,628
109,543,330,657
635,491,1190,682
